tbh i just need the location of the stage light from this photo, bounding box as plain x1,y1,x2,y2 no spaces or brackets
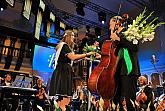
98,11,106,24
0,0,7,11
0,8,4,11
101,21,105,24
76,2,85,16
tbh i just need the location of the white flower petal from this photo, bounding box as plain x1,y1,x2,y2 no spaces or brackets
133,39,138,44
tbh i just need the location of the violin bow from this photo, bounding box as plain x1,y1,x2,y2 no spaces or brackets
113,0,123,32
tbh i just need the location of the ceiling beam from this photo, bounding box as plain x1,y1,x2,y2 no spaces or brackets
44,0,108,29
126,0,152,10
67,0,118,18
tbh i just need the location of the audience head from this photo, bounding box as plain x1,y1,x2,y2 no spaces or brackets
93,38,100,47
37,78,43,85
5,74,12,83
138,76,148,86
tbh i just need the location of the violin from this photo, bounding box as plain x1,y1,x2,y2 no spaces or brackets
156,97,165,111
37,87,46,100
136,85,148,105
136,91,147,104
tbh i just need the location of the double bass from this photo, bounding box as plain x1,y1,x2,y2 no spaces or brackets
88,14,129,99
88,40,119,99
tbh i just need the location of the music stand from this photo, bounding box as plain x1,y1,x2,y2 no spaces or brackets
21,76,32,88
12,75,24,87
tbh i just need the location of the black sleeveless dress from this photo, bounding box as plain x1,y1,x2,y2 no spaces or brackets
49,44,73,97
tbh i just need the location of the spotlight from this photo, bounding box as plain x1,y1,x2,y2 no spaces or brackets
98,11,106,24
101,21,105,24
0,0,7,11
76,2,85,16
0,8,4,11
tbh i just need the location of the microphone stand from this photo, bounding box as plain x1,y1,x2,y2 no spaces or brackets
151,60,159,73
151,56,163,85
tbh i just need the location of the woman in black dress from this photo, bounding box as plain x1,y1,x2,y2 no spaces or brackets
49,30,94,110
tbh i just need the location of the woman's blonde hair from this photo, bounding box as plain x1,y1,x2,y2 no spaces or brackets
138,76,148,85
57,30,75,50
110,16,122,22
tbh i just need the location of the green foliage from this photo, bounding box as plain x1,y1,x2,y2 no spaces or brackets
83,44,100,60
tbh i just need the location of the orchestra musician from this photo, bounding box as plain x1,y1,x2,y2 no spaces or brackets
156,95,165,111
48,30,95,111
0,74,19,111
155,82,165,111
0,76,4,85
1,74,12,86
33,78,49,111
72,80,88,111
136,76,155,111
90,94,100,111
109,15,141,110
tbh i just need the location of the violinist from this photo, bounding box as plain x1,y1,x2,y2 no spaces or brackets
33,78,48,111
109,15,141,111
136,76,155,111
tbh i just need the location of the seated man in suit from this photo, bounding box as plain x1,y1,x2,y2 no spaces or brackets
0,74,19,111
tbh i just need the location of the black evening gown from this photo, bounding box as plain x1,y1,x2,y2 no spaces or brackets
49,44,73,97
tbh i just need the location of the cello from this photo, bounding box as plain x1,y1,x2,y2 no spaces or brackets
88,14,129,100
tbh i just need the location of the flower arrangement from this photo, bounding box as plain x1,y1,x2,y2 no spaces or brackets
83,44,100,60
122,8,165,44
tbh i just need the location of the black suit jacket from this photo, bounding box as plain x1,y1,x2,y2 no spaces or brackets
139,86,155,111
116,32,141,76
